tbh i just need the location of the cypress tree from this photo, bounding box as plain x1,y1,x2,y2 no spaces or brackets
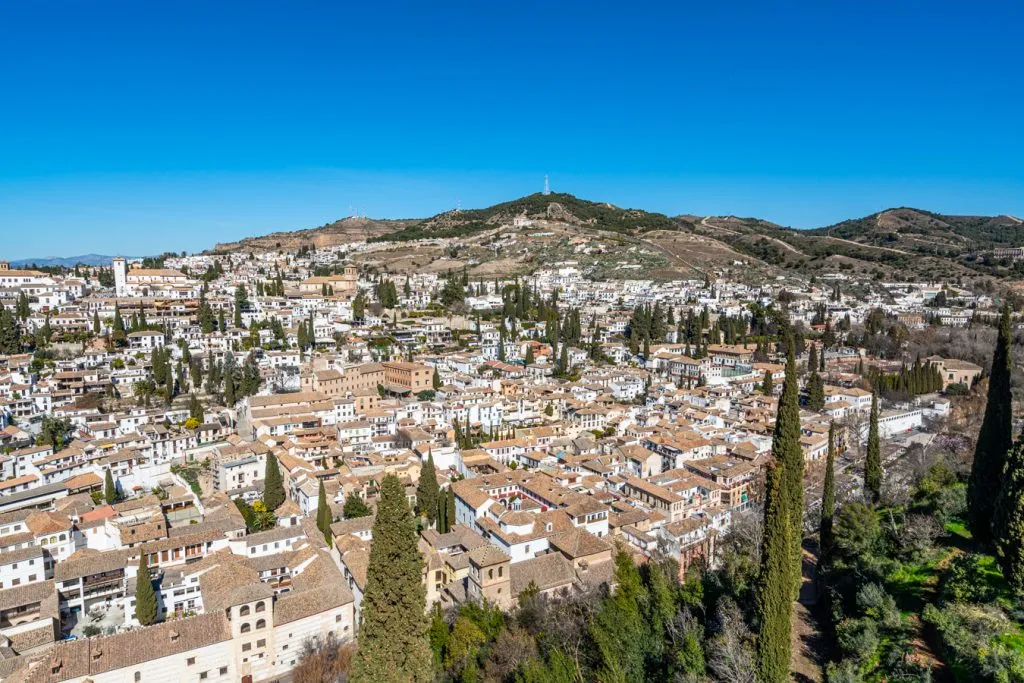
820,423,837,560
865,392,882,503
104,468,117,504
436,488,449,534
351,475,432,683
773,341,804,595
263,453,285,510
446,488,456,530
760,370,773,396
968,304,1014,544
134,552,159,626
993,440,1024,591
755,462,792,683
416,452,439,525
316,480,331,539
432,367,441,390
806,369,825,411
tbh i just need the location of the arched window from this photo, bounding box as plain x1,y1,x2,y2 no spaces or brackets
240,623,251,633
239,606,250,616
256,619,266,629
255,601,266,613
488,568,493,580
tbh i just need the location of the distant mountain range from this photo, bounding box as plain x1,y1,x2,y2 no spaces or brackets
10,254,118,268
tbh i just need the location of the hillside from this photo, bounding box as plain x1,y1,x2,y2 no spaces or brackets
212,216,420,253
809,208,1024,255
692,209,1024,281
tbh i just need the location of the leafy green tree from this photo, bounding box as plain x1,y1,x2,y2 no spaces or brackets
350,475,432,683
416,453,439,526
104,468,117,504
755,462,793,683
134,552,159,626
865,392,882,503
968,304,1014,544
263,453,285,510
344,492,371,519
589,550,648,682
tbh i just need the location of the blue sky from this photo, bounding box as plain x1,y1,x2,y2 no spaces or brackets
1,1,1021,259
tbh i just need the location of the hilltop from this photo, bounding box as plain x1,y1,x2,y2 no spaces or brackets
371,192,684,242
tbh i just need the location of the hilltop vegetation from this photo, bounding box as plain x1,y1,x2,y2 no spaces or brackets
370,192,685,242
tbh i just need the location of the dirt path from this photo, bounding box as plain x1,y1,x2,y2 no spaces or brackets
791,547,825,682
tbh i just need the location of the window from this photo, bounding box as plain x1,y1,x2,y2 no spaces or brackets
256,619,266,629
240,623,251,633
187,657,196,666
488,568,493,580
135,674,141,682
257,639,266,648
255,601,266,613
335,614,343,623
242,643,252,652
199,673,208,680
219,667,228,675
239,605,250,616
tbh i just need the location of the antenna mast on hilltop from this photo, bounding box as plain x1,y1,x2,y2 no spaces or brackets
543,175,550,196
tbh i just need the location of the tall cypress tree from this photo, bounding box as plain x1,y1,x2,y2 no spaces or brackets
760,370,774,396
865,392,882,503
446,488,456,531
263,453,285,510
820,423,837,560
968,304,1014,544
773,340,804,595
104,468,117,504
993,440,1024,591
756,462,792,683
416,453,439,526
134,552,159,626
316,479,331,541
351,475,432,683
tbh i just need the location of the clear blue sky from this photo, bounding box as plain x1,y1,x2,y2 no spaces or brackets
1,1,1022,259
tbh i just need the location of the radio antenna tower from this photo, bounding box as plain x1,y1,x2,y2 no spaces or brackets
543,175,550,196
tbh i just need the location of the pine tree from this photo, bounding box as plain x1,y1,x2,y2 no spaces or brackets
755,462,792,683
865,391,882,503
820,423,837,560
104,468,117,504
344,492,371,519
968,304,1014,544
134,552,159,626
416,453,440,525
263,453,285,510
350,475,432,683
773,341,804,595
316,479,332,544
